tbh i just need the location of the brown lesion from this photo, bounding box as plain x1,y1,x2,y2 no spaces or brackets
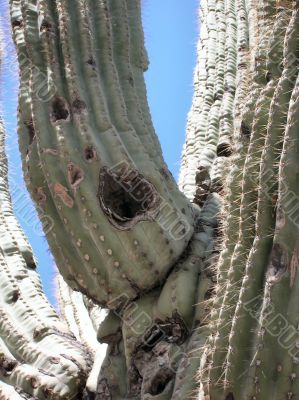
98,166,160,230
53,183,74,208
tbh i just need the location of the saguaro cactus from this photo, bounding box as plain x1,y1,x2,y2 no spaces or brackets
3,0,299,399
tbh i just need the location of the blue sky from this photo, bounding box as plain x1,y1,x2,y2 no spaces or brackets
0,1,198,305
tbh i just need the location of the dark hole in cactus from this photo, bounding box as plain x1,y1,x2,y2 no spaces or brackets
142,326,165,351
12,20,22,28
98,166,160,230
43,387,54,398
128,75,134,86
72,98,86,113
194,166,211,206
225,393,235,400
147,370,173,396
40,20,52,32
217,142,233,157
25,119,35,145
84,146,96,161
241,120,251,137
10,289,20,302
27,258,37,269
50,97,69,123
87,57,96,67
0,357,18,376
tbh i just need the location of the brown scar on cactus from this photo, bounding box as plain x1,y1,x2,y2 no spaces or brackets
53,183,74,208
98,166,160,230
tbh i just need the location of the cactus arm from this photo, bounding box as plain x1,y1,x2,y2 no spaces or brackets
11,0,81,288
11,0,196,306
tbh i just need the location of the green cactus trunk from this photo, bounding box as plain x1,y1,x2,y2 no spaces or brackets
2,0,299,399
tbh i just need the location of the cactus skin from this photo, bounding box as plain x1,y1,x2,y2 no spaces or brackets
10,0,196,307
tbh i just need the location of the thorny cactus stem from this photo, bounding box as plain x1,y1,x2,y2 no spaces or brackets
197,1,299,399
